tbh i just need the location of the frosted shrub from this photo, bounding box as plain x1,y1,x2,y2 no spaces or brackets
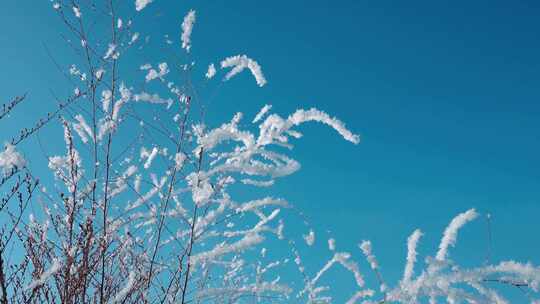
0,2,538,304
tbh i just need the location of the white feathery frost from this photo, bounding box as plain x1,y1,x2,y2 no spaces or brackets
187,172,213,206
181,10,196,52
255,107,360,146
436,208,478,261
304,230,315,246
241,179,274,187
0,143,26,174
101,90,112,112
103,44,118,60
145,62,169,82
135,0,153,11
95,68,105,80
140,63,152,70
73,114,93,143
191,233,264,266
205,63,216,79
129,32,140,45
134,92,173,109
221,54,267,87
140,147,159,169
328,238,336,251
402,229,422,283
235,198,289,213
111,271,137,303
112,83,131,121
26,259,62,290
288,108,360,144
73,6,81,18
359,240,379,270
174,152,186,169
346,290,375,304
48,124,84,192
253,104,272,123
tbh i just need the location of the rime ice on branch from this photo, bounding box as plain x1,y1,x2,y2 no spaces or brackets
0,143,26,174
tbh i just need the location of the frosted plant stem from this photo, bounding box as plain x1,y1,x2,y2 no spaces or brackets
147,99,191,289
181,145,204,304
0,249,8,304
100,2,118,303
181,205,199,304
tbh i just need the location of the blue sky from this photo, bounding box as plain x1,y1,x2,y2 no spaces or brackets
1,0,540,301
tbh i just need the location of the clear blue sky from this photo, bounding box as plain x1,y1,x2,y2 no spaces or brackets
1,0,540,301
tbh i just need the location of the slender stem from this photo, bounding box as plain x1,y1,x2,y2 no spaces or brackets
100,1,118,302
180,205,198,304
147,98,191,290
0,252,8,304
